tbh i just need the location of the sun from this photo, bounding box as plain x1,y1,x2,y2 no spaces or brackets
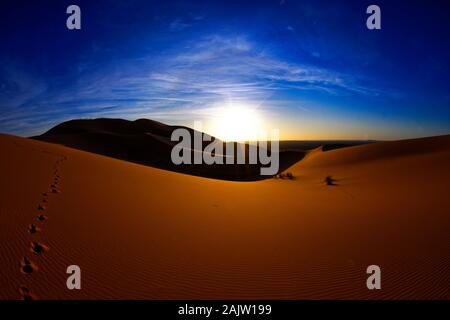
207,104,265,142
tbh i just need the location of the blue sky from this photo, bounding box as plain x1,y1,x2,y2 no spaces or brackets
0,0,449,139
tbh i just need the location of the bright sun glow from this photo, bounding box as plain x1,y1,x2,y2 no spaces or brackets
207,103,266,142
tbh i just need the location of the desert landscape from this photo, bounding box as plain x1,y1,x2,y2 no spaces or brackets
1,0,450,303
1,123,449,300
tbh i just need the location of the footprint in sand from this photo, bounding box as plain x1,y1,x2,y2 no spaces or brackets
18,157,67,300
20,256,37,274
37,214,47,222
30,241,49,255
19,286,36,300
28,224,40,234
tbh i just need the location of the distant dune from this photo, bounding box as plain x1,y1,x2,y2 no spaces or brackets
0,132,449,299
33,118,370,181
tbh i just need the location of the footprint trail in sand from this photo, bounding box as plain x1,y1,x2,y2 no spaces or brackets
18,155,67,300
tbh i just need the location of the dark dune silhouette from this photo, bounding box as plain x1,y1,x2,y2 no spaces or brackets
33,118,302,180
33,118,370,181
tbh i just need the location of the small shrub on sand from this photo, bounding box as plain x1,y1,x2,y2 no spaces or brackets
274,172,294,180
325,175,337,186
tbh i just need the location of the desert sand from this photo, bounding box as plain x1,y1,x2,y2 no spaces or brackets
0,133,449,299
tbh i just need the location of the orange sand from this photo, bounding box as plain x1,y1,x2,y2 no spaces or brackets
1,134,449,299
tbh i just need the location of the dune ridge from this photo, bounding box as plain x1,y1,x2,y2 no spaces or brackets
33,118,373,181
33,118,304,181
0,133,449,299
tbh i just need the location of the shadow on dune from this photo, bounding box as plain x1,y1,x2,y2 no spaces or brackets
33,118,372,181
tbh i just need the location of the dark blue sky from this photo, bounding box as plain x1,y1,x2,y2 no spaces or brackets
1,0,449,139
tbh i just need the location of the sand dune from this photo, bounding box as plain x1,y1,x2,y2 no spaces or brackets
33,118,309,181
0,133,449,299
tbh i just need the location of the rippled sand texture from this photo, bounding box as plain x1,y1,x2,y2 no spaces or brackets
0,134,449,299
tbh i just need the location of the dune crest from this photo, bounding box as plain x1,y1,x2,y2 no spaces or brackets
1,133,449,299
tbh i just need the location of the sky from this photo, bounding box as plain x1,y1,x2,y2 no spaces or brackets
0,0,449,140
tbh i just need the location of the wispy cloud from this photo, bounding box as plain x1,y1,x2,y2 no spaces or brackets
0,35,382,136
169,18,191,32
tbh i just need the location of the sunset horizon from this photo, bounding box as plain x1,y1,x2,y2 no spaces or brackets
1,0,449,310
1,1,449,141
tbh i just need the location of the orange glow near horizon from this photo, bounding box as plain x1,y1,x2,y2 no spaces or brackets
192,102,439,142
205,103,268,142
